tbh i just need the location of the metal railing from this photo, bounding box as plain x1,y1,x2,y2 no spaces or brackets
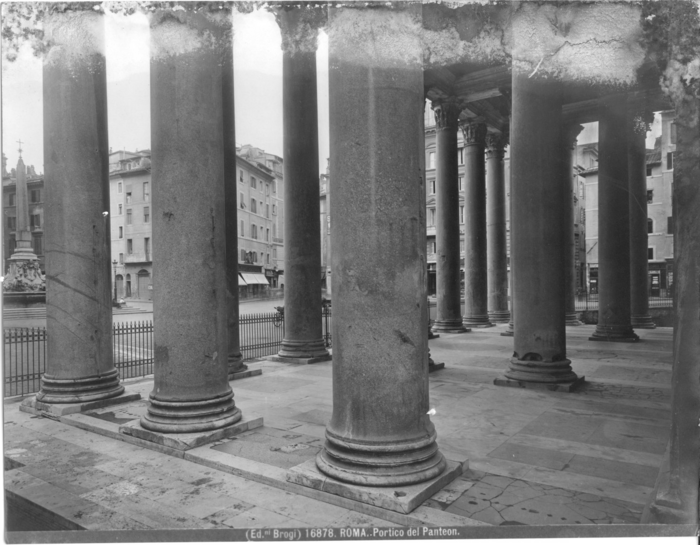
3,305,333,398
574,290,673,311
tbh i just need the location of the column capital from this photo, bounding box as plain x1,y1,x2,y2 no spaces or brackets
431,99,461,130
460,121,487,147
275,5,326,56
562,123,585,150
485,131,508,157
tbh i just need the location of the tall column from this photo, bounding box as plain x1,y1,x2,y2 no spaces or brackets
316,5,449,488
629,111,656,329
496,74,581,390
33,9,125,405
432,99,469,334
142,9,241,432
486,131,510,323
590,96,639,342
274,6,330,364
461,121,493,328
563,123,585,326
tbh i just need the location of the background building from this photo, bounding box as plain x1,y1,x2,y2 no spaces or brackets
319,161,330,293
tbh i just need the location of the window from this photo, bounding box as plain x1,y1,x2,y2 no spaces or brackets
143,207,150,223
126,192,132,204
8,193,15,206
7,216,16,230
266,204,270,218
670,122,677,145
144,238,150,260
458,176,463,192
240,220,244,237
429,151,435,169
143,182,150,202
266,253,270,264
272,204,277,215
118,204,123,215
272,182,276,194
126,209,132,225
266,184,270,196
668,216,674,234
430,179,435,194
118,182,122,193
119,226,123,238
460,240,465,253
427,241,436,254
252,224,258,239
30,213,41,229
119,253,124,264
647,218,654,234
272,224,276,238
460,206,465,224
251,176,257,189
647,189,654,203
646,165,652,177
251,199,257,214
32,234,42,255
239,170,244,183
127,239,133,254
273,248,277,258
240,249,246,261
266,228,270,241
458,148,464,165
240,192,245,208
428,208,435,226
252,252,257,263
9,235,15,253
648,247,655,260
260,200,263,213
30,189,41,203
667,152,674,170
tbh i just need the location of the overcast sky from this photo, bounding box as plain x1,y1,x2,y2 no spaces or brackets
2,5,660,176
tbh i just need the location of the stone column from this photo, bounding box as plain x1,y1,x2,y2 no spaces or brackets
563,123,585,326
486,131,510,323
629,111,656,329
273,6,330,364
461,121,493,328
590,96,639,342
32,9,125,407
141,9,242,433
316,6,452,490
432,99,469,334
496,74,581,390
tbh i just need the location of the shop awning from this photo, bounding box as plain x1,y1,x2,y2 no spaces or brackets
240,272,269,285
238,275,248,286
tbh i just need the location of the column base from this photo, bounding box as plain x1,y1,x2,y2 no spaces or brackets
565,313,584,326
503,356,579,385
487,310,511,323
494,374,585,392
500,323,514,337
287,457,465,514
140,389,243,434
589,325,640,343
20,390,142,417
428,331,440,340
631,315,657,329
462,315,495,328
431,319,471,334
35,369,125,404
277,338,330,360
229,367,263,380
429,361,445,372
267,354,332,365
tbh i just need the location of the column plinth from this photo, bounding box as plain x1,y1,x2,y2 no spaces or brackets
563,123,585,327
142,9,242,434
274,6,330,363
486,132,510,324
461,121,493,328
497,74,580,388
590,97,639,343
432,99,469,334
317,5,450,489
34,9,125,407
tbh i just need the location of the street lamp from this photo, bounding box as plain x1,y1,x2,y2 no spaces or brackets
112,259,118,305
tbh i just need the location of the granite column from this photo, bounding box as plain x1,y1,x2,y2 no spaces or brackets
432,99,469,334
461,121,493,328
274,6,330,364
590,96,639,342
564,123,584,326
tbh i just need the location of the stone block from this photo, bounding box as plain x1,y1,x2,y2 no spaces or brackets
266,354,332,365
429,362,446,372
19,391,142,417
493,375,586,393
229,368,263,381
286,457,466,514
119,415,263,451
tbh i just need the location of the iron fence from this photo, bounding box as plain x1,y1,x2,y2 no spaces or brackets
574,290,673,311
4,305,334,398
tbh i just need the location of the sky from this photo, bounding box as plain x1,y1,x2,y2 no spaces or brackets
1,5,330,175
1,4,660,176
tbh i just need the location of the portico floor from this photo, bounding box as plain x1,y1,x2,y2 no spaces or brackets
4,324,683,538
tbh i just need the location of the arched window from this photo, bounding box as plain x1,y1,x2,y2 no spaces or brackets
647,218,654,234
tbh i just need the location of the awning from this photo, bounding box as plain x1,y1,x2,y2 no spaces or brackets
238,275,248,286
240,272,269,285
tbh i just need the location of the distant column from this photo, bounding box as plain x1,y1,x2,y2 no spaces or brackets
432,99,469,334
461,121,493,328
563,123,584,326
590,96,639,343
274,6,330,364
496,74,581,390
486,131,510,323
142,9,242,432
629,111,656,329
34,8,125,406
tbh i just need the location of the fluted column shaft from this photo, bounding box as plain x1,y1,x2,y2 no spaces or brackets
501,74,578,385
564,124,584,326
38,9,124,404
317,5,446,486
629,112,656,329
486,133,510,323
590,97,639,343
276,8,329,361
461,122,493,328
432,100,469,333
143,9,241,432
